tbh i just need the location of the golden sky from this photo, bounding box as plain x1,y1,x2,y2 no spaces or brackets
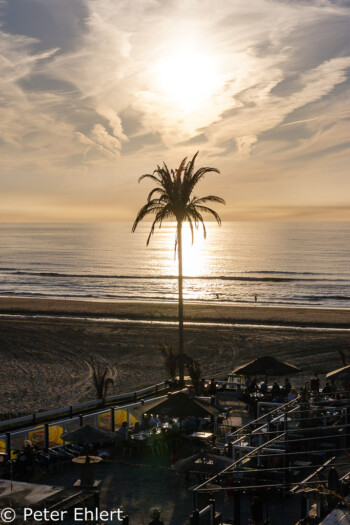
1,0,350,221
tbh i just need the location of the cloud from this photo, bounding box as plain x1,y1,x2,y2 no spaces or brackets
208,56,350,157
2,0,350,157
0,0,350,219
90,123,125,157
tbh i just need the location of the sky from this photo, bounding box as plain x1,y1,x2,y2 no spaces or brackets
0,0,350,222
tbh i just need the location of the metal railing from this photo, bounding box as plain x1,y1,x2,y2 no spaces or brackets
189,392,350,524
0,381,168,432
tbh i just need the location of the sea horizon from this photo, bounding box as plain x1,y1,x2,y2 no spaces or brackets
0,221,349,308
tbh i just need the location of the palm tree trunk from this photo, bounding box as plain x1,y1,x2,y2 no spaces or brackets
177,220,185,386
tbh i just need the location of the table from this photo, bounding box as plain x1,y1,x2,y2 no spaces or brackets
189,432,213,440
130,434,147,441
130,429,162,441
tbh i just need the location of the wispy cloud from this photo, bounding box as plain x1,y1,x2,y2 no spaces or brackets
0,0,350,220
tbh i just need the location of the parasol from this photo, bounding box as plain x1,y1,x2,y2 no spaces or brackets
232,355,300,378
143,391,219,418
61,424,115,443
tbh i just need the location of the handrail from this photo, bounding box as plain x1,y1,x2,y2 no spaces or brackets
194,396,309,497
290,456,336,493
194,432,286,493
226,396,300,441
0,381,168,432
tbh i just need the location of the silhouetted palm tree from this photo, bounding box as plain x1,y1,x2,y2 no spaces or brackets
86,356,116,398
132,152,225,385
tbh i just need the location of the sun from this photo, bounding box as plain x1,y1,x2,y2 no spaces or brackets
154,49,222,112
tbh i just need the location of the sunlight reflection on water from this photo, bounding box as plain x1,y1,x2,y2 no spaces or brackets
0,222,349,306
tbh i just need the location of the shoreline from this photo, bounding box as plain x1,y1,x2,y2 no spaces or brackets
1,298,349,413
0,296,350,327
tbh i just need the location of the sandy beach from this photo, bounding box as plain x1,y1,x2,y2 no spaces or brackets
0,297,349,415
1,296,350,326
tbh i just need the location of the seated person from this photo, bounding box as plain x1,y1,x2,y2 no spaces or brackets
115,421,128,441
322,382,332,394
209,378,217,395
140,415,151,431
310,373,320,393
250,377,258,392
197,417,208,430
271,381,281,398
330,378,337,393
260,380,268,394
287,388,297,402
283,378,292,397
131,422,141,434
171,419,179,431
224,426,236,444
184,418,196,432
148,414,159,428
148,508,164,525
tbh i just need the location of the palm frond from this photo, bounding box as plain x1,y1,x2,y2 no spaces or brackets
86,356,116,398
189,166,220,192
184,151,199,181
186,215,195,244
147,187,166,202
195,204,223,225
132,201,166,232
133,152,224,246
192,195,226,206
138,173,162,185
175,157,187,179
146,205,174,245
188,206,207,238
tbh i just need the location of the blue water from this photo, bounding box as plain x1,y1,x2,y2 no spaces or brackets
0,222,349,307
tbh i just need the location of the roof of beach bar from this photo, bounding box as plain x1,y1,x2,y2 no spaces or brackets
143,391,219,417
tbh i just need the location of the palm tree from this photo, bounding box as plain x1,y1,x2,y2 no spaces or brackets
86,356,117,399
132,151,225,385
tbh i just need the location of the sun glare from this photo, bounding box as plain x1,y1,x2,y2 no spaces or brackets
155,49,222,111
168,223,207,277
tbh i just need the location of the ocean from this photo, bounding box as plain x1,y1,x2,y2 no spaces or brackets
0,221,349,307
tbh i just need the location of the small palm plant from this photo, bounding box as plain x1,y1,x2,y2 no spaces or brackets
159,343,177,381
86,356,117,399
132,152,225,385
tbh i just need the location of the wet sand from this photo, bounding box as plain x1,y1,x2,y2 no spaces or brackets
0,296,350,326
0,297,349,414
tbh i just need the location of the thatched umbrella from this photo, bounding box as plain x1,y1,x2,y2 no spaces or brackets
232,355,300,378
61,424,115,444
143,392,219,418
172,452,233,474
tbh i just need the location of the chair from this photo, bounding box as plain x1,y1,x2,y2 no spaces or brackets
147,435,161,456
122,439,132,458
130,439,143,457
